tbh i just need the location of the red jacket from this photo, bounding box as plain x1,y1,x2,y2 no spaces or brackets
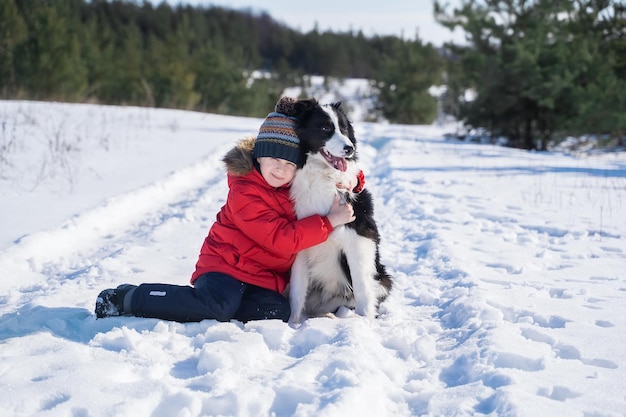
191,138,334,293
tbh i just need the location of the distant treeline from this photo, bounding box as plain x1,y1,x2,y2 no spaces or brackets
0,0,441,123
1,0,625,149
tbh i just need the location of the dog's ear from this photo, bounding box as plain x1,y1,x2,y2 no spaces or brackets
292,98,319,119
331,102,350,118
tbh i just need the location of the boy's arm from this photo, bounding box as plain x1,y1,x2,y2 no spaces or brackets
231,185,334,254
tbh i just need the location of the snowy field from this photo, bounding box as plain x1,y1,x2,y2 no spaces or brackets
1,100,625,417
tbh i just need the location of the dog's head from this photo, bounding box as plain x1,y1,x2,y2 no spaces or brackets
289,98,357,171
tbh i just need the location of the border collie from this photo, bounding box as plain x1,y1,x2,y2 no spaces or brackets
288,98,393,323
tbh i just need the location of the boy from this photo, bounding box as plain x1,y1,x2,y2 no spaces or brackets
95,97,357,322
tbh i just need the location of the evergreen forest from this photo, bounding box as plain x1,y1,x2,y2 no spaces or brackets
1,0,625,149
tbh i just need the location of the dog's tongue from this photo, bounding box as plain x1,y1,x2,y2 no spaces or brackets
321,149,348,172
332,156,348,172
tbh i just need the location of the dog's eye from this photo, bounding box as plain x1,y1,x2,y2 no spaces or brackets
321,125,333,134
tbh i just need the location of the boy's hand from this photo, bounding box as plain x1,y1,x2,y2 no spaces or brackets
336,177,357,191
327,196,355,227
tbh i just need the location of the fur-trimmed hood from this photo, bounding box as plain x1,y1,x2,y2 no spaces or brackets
222,137,256,176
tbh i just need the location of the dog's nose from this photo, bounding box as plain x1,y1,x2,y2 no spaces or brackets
344,145,355,157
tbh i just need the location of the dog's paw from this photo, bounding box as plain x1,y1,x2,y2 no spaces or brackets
354,304,376,320
288,312,305,325
288,320,303,329
335,306,356,318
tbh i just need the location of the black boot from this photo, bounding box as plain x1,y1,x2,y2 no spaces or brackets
95,284,137,318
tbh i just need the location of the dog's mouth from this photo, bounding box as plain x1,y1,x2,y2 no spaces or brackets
320,148,348,172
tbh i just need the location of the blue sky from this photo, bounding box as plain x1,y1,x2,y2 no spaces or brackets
162,0,465,45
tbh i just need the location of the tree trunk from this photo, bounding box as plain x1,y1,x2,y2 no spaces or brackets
524,116,535,150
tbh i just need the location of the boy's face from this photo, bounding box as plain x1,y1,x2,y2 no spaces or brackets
257,157,297,188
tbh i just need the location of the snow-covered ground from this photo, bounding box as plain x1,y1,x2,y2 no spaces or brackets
1,100,625,417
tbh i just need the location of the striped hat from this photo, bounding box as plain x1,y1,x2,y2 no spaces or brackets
253,97,301,165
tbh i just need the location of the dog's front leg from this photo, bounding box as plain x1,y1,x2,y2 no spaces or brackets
288,253,308,323
345,238,378,320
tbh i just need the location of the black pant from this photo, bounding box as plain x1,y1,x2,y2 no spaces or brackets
130,272,290,322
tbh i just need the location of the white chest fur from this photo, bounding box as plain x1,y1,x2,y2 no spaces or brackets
290,156,360,219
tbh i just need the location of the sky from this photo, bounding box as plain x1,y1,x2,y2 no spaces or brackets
0,80,625,416
162,0,466,45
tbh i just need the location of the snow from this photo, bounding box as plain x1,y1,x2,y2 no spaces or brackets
1,99,625,417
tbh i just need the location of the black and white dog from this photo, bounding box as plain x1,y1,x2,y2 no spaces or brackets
287,98,393,323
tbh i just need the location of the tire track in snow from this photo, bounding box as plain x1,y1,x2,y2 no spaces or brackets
0,145,231,313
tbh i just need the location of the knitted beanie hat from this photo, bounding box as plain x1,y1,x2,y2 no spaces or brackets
253,97,301,165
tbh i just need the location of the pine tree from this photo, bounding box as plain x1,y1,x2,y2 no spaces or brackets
376,41,442,124
13,0,88,101
436,0,626,149
0,0,27,97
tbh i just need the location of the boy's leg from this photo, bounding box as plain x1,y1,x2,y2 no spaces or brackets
131,273,245,322
234,285,291,322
